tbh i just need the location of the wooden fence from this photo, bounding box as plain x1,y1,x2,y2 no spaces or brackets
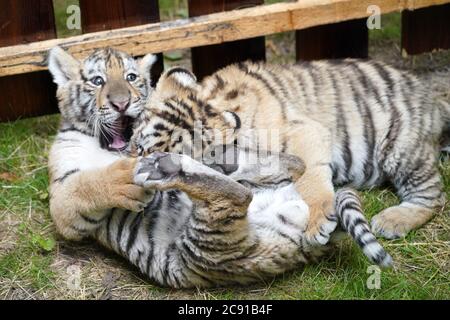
0,0,449,122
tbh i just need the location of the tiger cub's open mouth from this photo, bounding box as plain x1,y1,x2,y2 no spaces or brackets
100,116,134,152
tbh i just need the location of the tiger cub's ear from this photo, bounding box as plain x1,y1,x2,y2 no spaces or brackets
138,54,159,88
47,46,80,86
164,67,197,89
221,111,241,132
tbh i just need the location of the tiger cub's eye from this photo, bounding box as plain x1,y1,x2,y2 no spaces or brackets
126,73,137,82
91,76,105,86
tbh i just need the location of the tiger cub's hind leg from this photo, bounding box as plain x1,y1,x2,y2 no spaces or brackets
372,150,445,239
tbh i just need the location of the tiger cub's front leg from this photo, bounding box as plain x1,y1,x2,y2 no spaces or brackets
50,158,149,240
134,152,253,212
134,152,252,230
284,121,336,245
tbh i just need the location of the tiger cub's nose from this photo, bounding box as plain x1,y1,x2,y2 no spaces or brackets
109,96,130,112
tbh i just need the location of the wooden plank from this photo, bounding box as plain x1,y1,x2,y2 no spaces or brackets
1,0,450,77
401,3,450,55
79,0,160,33
0,0,57,122
188,0,265,79
296,18,368,60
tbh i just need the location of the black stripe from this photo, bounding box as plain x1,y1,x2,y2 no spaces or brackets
402,182,441,201
371,62,403,165
162,242,177,287
59,126,93,136
166,67,195,78
205,75,226,100
356,236,378,248
145,195,161,275
264,68,289,120
329,71,352,182
186,228,247,251
237,63,287,120
153,123,170,132
351,64,376,183
181,238,217,267
116,211,131,255
178,251,213,286
154,110,192,131
203,104,218,117
347,217,367,237
80,213,104,225
53,169,79,183
174,98,195,120
105,211,114,247
70,225,89,235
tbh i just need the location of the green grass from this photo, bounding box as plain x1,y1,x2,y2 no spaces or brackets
369,12,402,43
0,114,449,300
53,0,82,38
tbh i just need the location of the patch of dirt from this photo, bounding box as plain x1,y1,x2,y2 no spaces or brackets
0,211,21,255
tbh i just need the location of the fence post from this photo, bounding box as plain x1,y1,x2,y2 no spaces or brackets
401,3,450,56
0,0,58,122
188,0,266,80
79,0,163,86
296,19,368,61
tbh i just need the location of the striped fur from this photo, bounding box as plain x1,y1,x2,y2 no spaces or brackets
134,60,449,241
334,189,392,267
46,48,394,288
89,150,392,288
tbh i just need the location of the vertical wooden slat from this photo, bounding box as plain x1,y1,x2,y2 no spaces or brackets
188,0,266,80
0,0,58,122
401,4,450,56
296,19,368,61
79,0,163,85
79,0,159,33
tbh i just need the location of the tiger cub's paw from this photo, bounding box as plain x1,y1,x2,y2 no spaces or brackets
371,205,433,239
304,200,338,245
105,158,150,212
134,152,182,189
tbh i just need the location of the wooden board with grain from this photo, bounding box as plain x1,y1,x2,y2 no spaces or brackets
1,0,450,77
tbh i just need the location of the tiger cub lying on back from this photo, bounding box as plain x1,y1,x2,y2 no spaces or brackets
47,47,391,288
133,61,450,243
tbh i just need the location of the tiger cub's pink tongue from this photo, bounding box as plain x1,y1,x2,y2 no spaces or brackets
110,134,127,150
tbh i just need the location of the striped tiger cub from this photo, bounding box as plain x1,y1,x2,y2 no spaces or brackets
95,148,392,288
132,62,450,243
47,47,157,240
47,47,391,288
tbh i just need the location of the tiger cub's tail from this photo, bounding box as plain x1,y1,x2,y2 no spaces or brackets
335,188,393,268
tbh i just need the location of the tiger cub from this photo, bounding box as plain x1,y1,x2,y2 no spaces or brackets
47,46,157,240
100,147,392,288
133,62,450,242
